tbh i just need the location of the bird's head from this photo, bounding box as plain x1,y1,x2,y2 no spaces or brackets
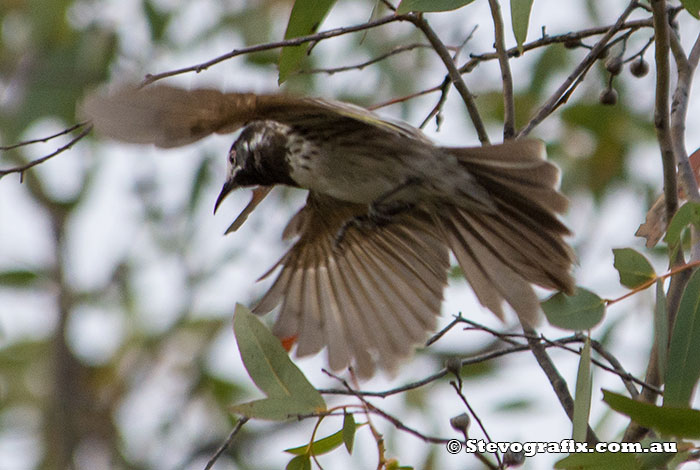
214,120,295,214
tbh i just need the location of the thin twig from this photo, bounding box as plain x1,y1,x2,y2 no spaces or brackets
0,122,89,151
368,84,443,110
487,0,515,139
297,43,439,76
462,18,654,73
141,14,410,86
450,382,501,468
517,0,640,137
323,370,449,444
406,14,490,145
0,124,93,182
419,26,478,130
203,417,249,470
320,335,584,398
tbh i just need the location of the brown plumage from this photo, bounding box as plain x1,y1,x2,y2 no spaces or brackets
81,84,575,377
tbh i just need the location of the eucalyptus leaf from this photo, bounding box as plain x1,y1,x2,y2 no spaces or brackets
612,248,656,289
232,304,326,420
278,0,337,84
605,389,700,438
511,0,535,52
396,0,476,13
541,287,605,331
572,337,592,442
664,269,700,407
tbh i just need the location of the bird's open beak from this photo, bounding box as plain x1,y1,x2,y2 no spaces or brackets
214,179,235,214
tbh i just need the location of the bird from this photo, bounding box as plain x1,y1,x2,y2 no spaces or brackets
80,84,575,378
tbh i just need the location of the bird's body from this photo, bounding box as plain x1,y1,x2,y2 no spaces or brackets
81,84,575,377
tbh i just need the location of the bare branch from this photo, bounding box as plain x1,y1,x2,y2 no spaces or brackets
203,417,249,470
462,18,654,73
297,43,439,76
141,14,410,86
323,370,450,445
0,122,89,151
406,14,490,145
0,124,93,182
487,0,515,139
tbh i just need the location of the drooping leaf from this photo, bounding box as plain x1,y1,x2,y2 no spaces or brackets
572,337,592,442
541,287,605,331
286,454,312,470
612,248,656,289
681,0,700,19
285,428,345,456
654,280,668,381
231,304,325,420
396,0,476,14
604,390,700,438
664,269,700,407
511,0,535,52
278,0,337,84
664,202,700,247
342,412,356,453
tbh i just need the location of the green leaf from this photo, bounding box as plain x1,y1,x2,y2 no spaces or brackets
541,287,605,331
0,270,40,287
604,389,700,438
230,397,324,421
187,156,211,215
654,280,668,381
664,269,700,407
396,0,476,14
681,0,700,19
232,304,325,420
555,452,640,470
342,412,356,453
286,454,311,470
278,0,337,84
143,0,170,41
510,0,534,52
664,202,700,246
285,428,345,456
612,248,656,289
572,337,592,442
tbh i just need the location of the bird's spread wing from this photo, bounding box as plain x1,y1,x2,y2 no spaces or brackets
252,193,449,378
79,84,427,148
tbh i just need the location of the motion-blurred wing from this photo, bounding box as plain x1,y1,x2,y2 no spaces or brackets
253,193,449,378
79,84,427,148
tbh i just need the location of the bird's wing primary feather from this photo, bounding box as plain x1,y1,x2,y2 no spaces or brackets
253,193,449,378
79,84,427,148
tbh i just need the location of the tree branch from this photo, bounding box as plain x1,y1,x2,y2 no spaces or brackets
487,0,516,139
406,14,490,145
203,418,249,470
141,14,410,86
0,124,93,182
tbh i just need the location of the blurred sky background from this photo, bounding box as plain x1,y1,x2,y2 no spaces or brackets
2,0,700,469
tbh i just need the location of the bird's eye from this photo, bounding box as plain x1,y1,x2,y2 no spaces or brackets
228,149,236,164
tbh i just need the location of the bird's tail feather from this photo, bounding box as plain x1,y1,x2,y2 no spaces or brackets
437,139,574,325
